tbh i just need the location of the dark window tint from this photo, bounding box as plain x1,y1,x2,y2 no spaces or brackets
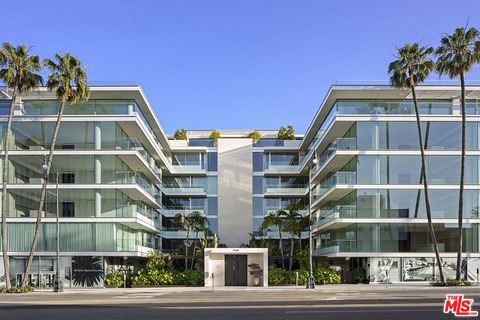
253,153,263,172
207,152,217,171
253,176,263,194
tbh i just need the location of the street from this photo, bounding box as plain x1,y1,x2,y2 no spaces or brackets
0,285,479,319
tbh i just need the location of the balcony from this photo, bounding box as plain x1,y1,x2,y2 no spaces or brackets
265,207,309,216
160,184,206,195
115,171,159,199
264,184,308,196
312,171,356,207
313,239,357,256
311,138,356,182
159,227,207,239
160,207,206,217
312,205,356,230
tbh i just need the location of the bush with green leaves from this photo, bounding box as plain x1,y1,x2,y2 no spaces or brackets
431,279,472,287
173,270,204,286
287,268,309,285
210,130,221,141
268,267,290,285
104,271,124,287
268,267,341,285
249,130,261,143
173,129,187,140
352,268,367,284
0,286,34,293
313,267,341,284
277,125,295,140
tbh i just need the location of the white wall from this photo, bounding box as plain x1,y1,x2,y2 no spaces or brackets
217,138,253,247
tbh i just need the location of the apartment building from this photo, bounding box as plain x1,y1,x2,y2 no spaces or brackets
0,84,479,286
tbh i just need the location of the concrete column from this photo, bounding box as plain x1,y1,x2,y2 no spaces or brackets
128,104,134,115
95,190,101,217
95,157,102,184
452,97,461,116
94,122,101,150
131,203,137,217
372,224,380,252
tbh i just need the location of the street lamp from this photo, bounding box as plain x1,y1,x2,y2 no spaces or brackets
44,158,63,292
307,152,318,289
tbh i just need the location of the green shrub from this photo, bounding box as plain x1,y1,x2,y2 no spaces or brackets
104,271,124,287
132,269,174,286
0,286,34,293
249,130,261,143
431,279,472,287
268,268,289,285
352,268,367,284
173,270,204,286
210,130,220,141
313,267,341,285
173,129,188,140
287,268,309,285
277,125,295,140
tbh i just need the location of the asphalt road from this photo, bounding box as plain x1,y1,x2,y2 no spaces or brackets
0,285,478,320
0,304,455,320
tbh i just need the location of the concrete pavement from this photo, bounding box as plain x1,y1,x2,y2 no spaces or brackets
0,284,479,319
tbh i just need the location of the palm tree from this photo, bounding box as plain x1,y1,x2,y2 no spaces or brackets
175,212,193,269
435,26,480,280
0,43,42,289
280,203,302,271
261,211,285,269
189,211,208,269
21,53,89,288
388,43,445,282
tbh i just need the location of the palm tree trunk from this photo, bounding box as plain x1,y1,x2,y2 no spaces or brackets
414,119,430,218
410,80,445,282
191,231,199,269
279,228,285,269
1,88,16,290
456,71,466,281
21,101,66,288
289,237,294,271
185,229,190,270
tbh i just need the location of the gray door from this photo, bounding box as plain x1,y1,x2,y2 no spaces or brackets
224,255,247,286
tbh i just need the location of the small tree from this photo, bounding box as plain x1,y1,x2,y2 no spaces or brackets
249,130,261,143
277,125,295,140
210,130,220,141
173,129,187,140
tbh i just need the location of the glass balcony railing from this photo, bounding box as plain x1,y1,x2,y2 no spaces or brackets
115,171,160,199
264,183,307,194
312,205,356,229
115,138,161,176
313,239,357,255
265,207,309,216
161,184,206,193
313,172,356,200
312,138,357,175
160,207,206,217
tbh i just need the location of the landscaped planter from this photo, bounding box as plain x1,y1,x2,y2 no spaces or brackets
131,285,203,288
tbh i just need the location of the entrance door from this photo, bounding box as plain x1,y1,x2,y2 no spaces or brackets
224,255,247,286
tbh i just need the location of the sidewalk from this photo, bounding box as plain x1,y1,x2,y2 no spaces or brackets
30,282,479,295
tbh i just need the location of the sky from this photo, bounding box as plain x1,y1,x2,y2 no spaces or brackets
2,0,480,134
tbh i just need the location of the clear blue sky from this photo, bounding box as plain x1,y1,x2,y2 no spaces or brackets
3,0,480,134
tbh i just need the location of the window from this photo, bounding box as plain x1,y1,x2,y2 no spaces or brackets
253,153,263,172
207,152,217,171
62,202,75,217
62,173,75,184
253,176,263,194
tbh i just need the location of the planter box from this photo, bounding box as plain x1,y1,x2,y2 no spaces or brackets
131,285,203,288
